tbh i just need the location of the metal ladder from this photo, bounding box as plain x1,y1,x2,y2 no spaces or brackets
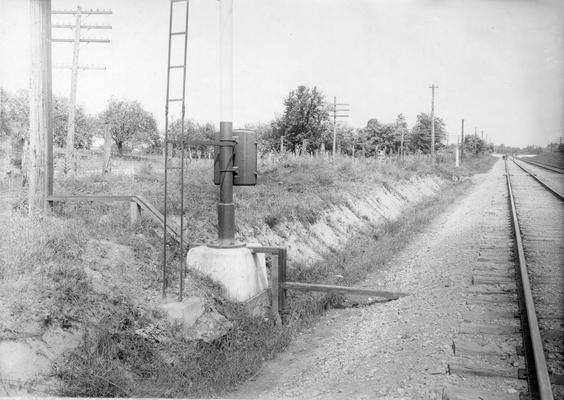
163,0,189,301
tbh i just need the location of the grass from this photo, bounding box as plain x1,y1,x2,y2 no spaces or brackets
0,151,497,397
531,151,564,168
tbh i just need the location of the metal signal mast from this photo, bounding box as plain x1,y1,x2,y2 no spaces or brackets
52,7,112,173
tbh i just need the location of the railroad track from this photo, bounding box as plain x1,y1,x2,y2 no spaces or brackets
518,157,564,175
445,158,563,400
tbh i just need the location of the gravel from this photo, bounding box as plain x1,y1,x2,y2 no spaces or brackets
231,159,522,399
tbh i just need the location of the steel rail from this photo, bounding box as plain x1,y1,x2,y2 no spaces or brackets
505,160,554,400
519,158,564,175
511,157,564,201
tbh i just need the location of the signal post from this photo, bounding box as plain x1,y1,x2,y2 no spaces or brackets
185,0,266,303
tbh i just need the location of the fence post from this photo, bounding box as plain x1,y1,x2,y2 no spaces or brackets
279,248,287,317
271,253,281,325
130,200,141,225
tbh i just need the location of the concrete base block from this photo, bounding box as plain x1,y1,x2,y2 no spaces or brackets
159,297,205,328
187,245,268,302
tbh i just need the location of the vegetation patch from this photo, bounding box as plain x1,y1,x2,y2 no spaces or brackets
0,153,496,397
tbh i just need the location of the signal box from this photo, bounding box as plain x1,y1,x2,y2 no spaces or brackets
214,129,257,186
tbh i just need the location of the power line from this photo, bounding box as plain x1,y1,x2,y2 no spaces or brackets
51,5,112,173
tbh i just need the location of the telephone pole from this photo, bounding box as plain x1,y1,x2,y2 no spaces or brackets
460,119,464,163
429,84,438,163
29,0,53,214
52,7,112,173
331,96,349,158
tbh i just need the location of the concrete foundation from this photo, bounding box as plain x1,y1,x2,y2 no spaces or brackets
187,245,268,302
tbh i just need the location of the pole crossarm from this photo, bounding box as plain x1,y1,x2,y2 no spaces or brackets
52,38,110,43
52,24,112,29
54,64,106,70
52,9,112,15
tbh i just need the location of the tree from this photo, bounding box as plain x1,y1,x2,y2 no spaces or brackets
53,96,94,150
100,98,157,155
334,124,360,156
1,88,29,178
463,134,486,155
1,88,29,144
409,113,446,154
168,119,216,157
272,85,330,153
244,122,275,154
361,118,398,156
1,88,95,150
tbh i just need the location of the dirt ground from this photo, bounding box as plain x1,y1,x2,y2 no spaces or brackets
231,158,523,399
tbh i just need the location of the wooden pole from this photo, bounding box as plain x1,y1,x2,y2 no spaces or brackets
460,119,464,163
29,0,53,214
332,96,336,157
429,84,438,163
102,128,112,173
65,6,81,174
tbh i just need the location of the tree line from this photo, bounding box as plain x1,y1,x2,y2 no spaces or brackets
1,85,493,172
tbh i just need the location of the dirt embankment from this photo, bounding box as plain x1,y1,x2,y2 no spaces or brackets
243,175,444,265
233,158,514,399
0,176,446,396
0,155,495,397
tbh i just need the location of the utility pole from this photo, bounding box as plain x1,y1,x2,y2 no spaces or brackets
460,119,464,163
400,127,405,161
29,0,53,214
331,96,349,158
52,7,112,173
429,84,438,163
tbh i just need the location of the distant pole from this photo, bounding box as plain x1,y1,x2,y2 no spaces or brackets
331,96,349,158
475,126,477,136
400,127,405,160
332,96,336,157
460,119,464,163
29,0,53,214
280,135,284,153
481,130,484,140
429,84,438,163
455,135,460,167
66,6,81,173
52,7,112,174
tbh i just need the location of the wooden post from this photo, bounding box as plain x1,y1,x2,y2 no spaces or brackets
29,0,53,214
130,201,141,225
65,6,81,174
271,253,281,325
102,128,112,174
429,84,438,163
278,248,287,315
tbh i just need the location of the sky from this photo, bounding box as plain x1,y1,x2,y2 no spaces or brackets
1,0,563,147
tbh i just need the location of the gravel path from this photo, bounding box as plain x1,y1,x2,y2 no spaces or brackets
232,159,520,399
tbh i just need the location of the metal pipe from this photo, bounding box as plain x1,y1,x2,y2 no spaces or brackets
178,0,190,302
216,0,237,246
